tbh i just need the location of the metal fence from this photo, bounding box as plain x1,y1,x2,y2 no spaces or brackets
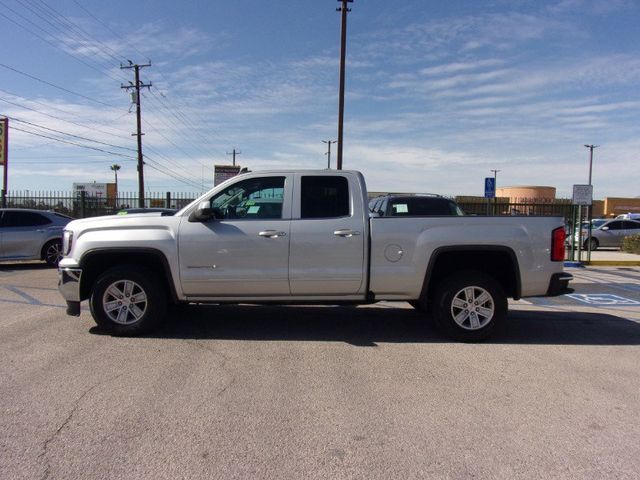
458,200,574,219
3,191,198,218
4,191,578,221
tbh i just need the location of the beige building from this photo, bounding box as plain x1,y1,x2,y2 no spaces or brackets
496,186,556,203
603,197,640,217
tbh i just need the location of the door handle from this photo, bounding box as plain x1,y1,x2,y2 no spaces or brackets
259,230,287,238
333,229,361,237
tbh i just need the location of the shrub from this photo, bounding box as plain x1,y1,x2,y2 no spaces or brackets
622,234,640,254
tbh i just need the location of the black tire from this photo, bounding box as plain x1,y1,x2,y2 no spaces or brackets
584,238,598,251
89,265,166,336
431,270,507,342
42,239,63,267
408,300,424,311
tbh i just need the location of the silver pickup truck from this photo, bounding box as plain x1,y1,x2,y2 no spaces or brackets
58,170,572,341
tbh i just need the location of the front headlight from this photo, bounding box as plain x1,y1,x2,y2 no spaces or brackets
62,230,74,256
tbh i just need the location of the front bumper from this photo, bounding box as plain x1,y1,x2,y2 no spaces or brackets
58,267,82,316
547,272,573,296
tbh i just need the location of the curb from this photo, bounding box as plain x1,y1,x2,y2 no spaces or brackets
583,261,640,267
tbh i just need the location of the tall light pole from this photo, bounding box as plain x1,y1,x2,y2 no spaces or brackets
491,169,501,215
110,164,121,207
336,0,353,170
584,144,598,186
584,144,599,261
322,140,337,169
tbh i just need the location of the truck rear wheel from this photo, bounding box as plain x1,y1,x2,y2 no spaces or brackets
90,265,166,336
431,271,506,342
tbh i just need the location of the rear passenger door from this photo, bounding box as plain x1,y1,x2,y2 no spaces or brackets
602,220,625,247
289,173,366,296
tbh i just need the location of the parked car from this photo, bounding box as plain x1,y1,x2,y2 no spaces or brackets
117,208,176,216
369,194,464,216
0,209,73,266
615,213,640,221
577,218,640,250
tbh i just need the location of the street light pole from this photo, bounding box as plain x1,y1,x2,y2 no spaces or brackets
322,140,337,169
584,144,599,263
110,164,121,208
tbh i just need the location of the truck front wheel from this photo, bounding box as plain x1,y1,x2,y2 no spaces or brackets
90,265,166,336
432,271,506,342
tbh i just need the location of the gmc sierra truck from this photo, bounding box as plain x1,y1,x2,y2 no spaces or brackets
58,170,572,341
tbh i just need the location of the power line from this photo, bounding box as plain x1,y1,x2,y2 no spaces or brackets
0,5,125,85
6,116,135,152
0,63,117,107
10,125,137,160
32,0,126,64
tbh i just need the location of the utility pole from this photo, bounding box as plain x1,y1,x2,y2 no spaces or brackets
0,117,7,208
121,61,151,208
322,140,337,169
584,144,599,262
110,164,120,207
226,148,241,166
336,0,353,171
491,169,501,215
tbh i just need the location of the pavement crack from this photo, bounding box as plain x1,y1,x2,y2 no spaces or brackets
38,373,123,480
185,340,236,403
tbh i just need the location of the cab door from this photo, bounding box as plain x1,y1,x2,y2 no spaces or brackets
178,175,292,297
288,173,366,296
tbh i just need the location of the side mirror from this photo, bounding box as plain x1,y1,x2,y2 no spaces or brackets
188,201,216,223
601,226,609,231
377,209,384,217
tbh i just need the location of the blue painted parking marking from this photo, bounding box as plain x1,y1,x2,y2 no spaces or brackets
566,294,640,306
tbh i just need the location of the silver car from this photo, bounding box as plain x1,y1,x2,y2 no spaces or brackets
0,209,73,266
579,218,640,250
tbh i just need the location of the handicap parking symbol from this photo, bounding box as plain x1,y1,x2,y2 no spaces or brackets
567,294,640,306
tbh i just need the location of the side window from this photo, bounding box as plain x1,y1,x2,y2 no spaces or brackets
3,211,52,227
301,176,350,219
209,177,285,220
607,221,624,231
624,221,640,230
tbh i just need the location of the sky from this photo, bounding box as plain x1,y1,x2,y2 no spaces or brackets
0,0,639,199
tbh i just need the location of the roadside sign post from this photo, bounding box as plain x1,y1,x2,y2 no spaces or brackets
484,177,495,216
572,184,593,263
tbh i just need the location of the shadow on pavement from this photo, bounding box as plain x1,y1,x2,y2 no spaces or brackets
0,262,51,271
91,304,640,346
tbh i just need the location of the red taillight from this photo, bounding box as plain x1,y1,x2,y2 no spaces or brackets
551,227,566,262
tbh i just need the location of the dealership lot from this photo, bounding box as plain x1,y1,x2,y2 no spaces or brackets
1,263,639,479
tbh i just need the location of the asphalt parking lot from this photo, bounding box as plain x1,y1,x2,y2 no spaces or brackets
1,263,639,479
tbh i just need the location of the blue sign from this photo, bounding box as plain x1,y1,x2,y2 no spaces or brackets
484,177,495,198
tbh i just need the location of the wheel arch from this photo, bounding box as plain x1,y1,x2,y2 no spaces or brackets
79,248,179,303
40,237,62,260
420,245,521,306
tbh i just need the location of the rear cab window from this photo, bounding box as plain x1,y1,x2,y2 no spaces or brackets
300,176,350,218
